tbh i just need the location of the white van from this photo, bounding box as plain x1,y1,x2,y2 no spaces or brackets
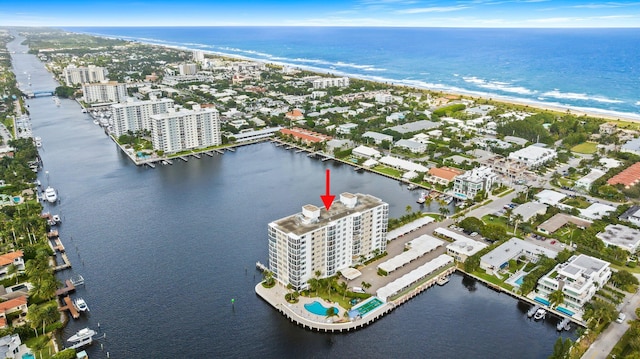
351,286,365,293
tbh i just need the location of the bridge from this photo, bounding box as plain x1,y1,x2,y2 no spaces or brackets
25,90,55,98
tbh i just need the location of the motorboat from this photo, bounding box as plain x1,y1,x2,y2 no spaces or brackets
67,327,96,342
534,308,547,321
437,276,450,286
527,305,540,318
557,317,571,331
74,298,89,312
44,187,57,203
407,183,417,190
416,192,427,204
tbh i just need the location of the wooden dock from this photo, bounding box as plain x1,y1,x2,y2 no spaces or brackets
205,151,214,157
179,156,189,162
56,279,76,296
213,149,224,155
53,252,72,272
47,230,59,238
224,147,235,152
60,296,79,319
192,153,201,159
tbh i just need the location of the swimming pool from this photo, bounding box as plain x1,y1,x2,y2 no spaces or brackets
304,301,337,316
22,354,35,359
515,275,525,286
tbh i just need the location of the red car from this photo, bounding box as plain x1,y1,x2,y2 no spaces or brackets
550,240,556,245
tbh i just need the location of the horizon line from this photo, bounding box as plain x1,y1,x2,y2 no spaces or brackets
4,25,640,29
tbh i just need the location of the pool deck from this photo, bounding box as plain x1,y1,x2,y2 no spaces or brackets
255,266,455,333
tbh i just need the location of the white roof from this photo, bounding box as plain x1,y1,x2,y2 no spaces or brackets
512,202,548,222
387,217,435,240
395,139,425,150
596,224,640,252
576,169,606,185
379,156,428,173
363,131,393,141
535,189,566,205
443,233,488,257
352,145,380,158
362,159,378,167
340,267,362,281
377,254,453,302
377,235,443,273
481,238,557,270
579,203,616,220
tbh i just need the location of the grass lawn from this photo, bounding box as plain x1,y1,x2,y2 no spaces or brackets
373,165,402,178
557,177,574,188
562,197,591,209
482,214,510,229
571,142,598,154
471,270,514,292
607,324,639,358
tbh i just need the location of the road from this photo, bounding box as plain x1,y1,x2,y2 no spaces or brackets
581,276,640,359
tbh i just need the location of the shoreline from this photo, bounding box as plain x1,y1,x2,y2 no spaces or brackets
65,28,640,123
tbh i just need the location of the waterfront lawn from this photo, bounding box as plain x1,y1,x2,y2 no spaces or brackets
471,270,514,292
372,165,402,178
571,142,598,154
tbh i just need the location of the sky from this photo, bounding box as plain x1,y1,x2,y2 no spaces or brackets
1,0,640,27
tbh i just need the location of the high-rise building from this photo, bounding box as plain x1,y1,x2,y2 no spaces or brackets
63,65,106,86
178,63,198,76
193,51,205,63
111,98,175,138
149,108,220,153
268,193,388,290
82,82,127,104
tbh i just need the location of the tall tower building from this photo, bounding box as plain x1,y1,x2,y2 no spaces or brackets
111,98,175,138
149,108,220,153
268,193,388,290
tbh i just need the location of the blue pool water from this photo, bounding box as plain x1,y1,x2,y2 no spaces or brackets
22,354,35,359
534,297,551,306
556,307,575,317
515,276,525,286
304,301,337,316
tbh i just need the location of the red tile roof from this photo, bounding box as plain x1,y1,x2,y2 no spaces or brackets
0,296,27,313
0,251,23,267
280,128,332,144
428,167,464,182
608,162,640,187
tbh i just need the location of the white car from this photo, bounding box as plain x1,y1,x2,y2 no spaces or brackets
616,313,626,323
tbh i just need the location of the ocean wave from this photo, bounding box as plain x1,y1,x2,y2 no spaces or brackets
542,90,623,104
462,76,536,95
635,101,640,106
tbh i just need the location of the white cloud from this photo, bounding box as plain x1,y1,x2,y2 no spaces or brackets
396,5,470,14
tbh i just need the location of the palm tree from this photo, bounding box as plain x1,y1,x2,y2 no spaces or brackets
405,205,412,214
439,206,450,218
340,281,348,300
307,278,319,296
325,307,338,320
6,263,18,284
513,213,524,236
361,281,371,292
549,290,564,308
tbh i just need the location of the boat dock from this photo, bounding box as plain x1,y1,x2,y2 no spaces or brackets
205,152,214,157
225,147,235,152
179,156,189,162
192,153,201,159
60,296,79,319
145,162,155,169
56,279,76,296
53,252,72,272
213,149,224,155
255,261,268,272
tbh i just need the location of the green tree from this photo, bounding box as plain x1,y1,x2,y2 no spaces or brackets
326,307,338,319
548,337,572,359
549,290,565,308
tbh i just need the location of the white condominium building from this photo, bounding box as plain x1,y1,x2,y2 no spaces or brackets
111,98,175,137
508,145,557,168
312,77,350,89
82,82,127,104
149,108,220,153
63,65,106,86
452,166,497,200
536,254,611,311
268,193,389,290
179,63,198,76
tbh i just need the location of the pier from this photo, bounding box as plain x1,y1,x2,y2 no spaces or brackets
146,162,156,169
55,279,76,296
224,147,235,152
59,296,79,319
179,156,189,162
205,152,214,157
213,149,224,155
255,261,268,272
192,153,201,159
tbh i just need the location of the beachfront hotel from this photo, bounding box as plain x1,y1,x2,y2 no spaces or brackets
111,98,175,138
62,65,106,86
82,81,127,104
149,107,221,154
268,193,388,290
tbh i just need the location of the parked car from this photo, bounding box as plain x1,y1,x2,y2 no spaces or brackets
616,313,626,323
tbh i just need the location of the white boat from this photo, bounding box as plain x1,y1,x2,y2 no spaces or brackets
52,214,61,223
74,298,89,312
67,328,96,342
527,305,540,318
437,276,449,286
44,187,57,203
534,308,547,321
557,317,570,331
416,191,427,204
92,120,99,125
407,183,417,190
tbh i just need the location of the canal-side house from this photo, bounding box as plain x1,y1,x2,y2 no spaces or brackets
480,238,557,276
0,251,24,281
0,296,28,329
535,254,611,313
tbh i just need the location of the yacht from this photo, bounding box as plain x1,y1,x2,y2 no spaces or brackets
527,305,540,318
67,328,96,342
407,183,417,190
74,298,89,312
44,187,57,203
416,192,427,204
533,308,547,321
557,317,571,331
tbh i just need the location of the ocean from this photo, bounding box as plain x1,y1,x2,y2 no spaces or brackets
65,26,640,120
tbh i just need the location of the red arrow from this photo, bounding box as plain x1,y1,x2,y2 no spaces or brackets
320,169,335,210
